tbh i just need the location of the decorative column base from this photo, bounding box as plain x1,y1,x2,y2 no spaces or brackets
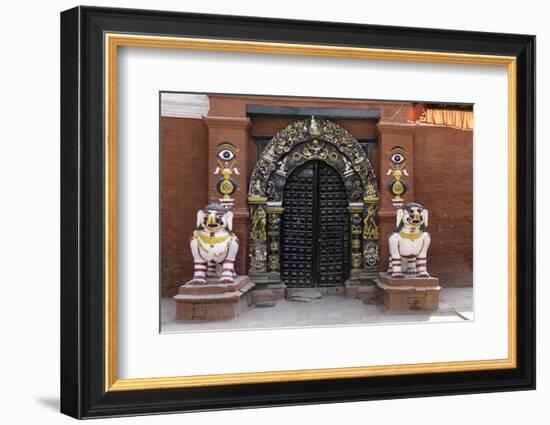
375,273,441,311
348,269,362,281
249,271,282,284
249,272,286,307
344,269,378,299
359,270,379,281
344,278,377,303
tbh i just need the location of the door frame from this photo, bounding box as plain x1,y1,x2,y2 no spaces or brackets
247,117,379,286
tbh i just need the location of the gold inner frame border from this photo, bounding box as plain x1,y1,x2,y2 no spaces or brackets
104,33,517,392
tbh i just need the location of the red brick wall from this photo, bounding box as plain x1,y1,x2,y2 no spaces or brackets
413,126,473,286
160,117,209,296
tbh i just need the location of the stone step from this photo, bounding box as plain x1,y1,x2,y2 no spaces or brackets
287,288,323,302
178,275,250,295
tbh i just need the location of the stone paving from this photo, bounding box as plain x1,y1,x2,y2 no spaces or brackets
161,287,473,333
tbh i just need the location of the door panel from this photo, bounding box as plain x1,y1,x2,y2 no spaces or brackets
317,162,350,286
281,161,350,288
281,163,315,287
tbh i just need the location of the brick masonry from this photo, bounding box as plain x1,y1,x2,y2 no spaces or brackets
160,117,209,297
413,126,473,286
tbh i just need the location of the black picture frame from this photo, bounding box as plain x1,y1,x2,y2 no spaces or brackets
60,5,535,419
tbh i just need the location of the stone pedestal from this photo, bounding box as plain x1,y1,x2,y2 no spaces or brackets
375,273,440,311
173,276,255,320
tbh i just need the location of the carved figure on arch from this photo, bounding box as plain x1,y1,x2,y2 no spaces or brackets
250,206,267,240
363,204,379,240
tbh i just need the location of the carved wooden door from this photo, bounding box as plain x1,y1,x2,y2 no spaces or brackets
281,161,350,288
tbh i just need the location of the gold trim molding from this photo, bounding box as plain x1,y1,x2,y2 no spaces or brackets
104,32,517,392
109,358,515,391
247,196,268,203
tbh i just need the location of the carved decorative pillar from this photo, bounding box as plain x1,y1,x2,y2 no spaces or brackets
203,116,251,275
377,121,416,273
348,204,364,280
247,197,268,279
362,179,380,277
266,206,284,282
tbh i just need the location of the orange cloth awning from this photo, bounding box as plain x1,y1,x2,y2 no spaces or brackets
409,104,474,130
423,108,474,130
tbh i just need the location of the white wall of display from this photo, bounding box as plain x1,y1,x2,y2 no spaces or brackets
117,46,508,379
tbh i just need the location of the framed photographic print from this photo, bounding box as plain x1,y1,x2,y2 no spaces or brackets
60,6,535,419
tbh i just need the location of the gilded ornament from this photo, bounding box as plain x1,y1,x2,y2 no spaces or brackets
249,243,267,273
250,206,267,241
248,118,379,203
268,213,281,228
214,143,240,208
398,230,423,241
364,178,379,202
350,179,362,201
351,253,362,269
386,146,409,207
268,253,280,272
363,204,379,240
196,231,231,247
363,241,380,267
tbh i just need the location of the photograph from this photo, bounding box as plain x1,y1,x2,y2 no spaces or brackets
56,4,536,419
0,0,545,422
160,92,474,332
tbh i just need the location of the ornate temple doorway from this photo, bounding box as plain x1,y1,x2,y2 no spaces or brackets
281,160,350,288
247,117,380,288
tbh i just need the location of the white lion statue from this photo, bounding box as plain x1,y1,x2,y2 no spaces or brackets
388,202,431,278
189,202,239,285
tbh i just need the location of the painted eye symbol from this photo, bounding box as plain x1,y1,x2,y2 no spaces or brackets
390,153,405,164
218,149,235,161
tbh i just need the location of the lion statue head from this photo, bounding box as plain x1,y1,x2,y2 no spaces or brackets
395,202,428,232
196,202,233,234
